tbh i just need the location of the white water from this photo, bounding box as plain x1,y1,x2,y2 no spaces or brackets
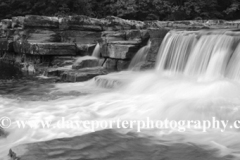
1,30,240,159
128,40,151,70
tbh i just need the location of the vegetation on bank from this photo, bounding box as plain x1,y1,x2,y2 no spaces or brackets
0,0,239,21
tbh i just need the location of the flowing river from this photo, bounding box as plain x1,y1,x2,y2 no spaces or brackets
1,30,240,159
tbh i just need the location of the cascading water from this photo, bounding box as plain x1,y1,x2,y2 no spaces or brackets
2,30,240,159
128,40,151,70
91,43,101,58
155,30,240,80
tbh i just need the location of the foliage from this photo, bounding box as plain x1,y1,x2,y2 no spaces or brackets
0,0,240,20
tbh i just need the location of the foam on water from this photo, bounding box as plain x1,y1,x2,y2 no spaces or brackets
2,30,240,159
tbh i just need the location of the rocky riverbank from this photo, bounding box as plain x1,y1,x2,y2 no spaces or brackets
1,15,240,82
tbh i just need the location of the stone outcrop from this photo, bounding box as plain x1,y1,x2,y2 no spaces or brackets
1,15,240,79
9,129,229,160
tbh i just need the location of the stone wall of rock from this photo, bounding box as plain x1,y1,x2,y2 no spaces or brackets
1,15,240,81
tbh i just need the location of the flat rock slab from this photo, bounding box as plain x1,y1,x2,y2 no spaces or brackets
9,129,231,160
13,42,77,55
61,67,108,82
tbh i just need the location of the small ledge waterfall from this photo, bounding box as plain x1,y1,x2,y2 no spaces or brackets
155,30,240,80
91,43,101,58
128,40,151,70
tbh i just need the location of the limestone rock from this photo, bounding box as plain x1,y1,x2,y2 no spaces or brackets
101,43,140,59
61,67,108,82
103,58,117,71
72,56,100,69
14,29,61,43
61,30,102,44
146,38,164,62
51,56,76,67
59,15,104,31
24,15,59,29
116,60,130,71
13,42,77,55
76,44,96,56
101,31,126,42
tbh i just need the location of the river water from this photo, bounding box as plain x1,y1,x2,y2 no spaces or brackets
1,30,240,159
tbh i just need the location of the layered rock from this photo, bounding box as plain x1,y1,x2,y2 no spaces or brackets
1,14,240,79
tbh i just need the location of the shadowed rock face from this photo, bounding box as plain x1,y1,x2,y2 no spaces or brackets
9,129,232,160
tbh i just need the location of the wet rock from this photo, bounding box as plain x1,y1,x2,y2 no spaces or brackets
9,129,229,160
13,42,77,55
133,61,155,71
76,44,96,56
103,58,117,71
61,67,108,82
148,29,169,39
24,15,59,29
51,56,76,67
47,65,72,77
146,38,164,62
116,60,130,71
101,43,140,59
72,56,100,69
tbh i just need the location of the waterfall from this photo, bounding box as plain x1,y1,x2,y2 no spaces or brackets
92,43,101,58
128,40,151,70
155,30,240,80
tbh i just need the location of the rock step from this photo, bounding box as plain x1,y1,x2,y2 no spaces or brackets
13,42,77,55
9,129,230,160
61,67,108,82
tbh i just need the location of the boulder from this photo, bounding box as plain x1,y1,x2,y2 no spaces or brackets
72,56,100,69
24,15,59,29
9,129,227,160
13,42,77,55
61,67,108,82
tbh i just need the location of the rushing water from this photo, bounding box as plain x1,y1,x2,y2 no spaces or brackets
91,43,101,58
128,40,151,70
1,30,240,159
